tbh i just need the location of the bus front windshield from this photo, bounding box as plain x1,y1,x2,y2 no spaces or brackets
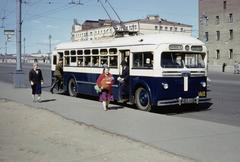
161,52,205,68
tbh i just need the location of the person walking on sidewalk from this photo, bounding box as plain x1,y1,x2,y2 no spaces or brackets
96,67,114,111
50,59,63,93
29,62,44,102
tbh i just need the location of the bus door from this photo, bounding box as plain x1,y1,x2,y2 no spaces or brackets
118,50,130,102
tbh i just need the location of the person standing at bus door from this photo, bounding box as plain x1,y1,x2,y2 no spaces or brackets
29,62,44,102
96,67,114,111
117,60,129,103
50,59,63,94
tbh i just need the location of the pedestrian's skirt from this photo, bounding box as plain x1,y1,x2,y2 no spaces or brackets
31,83,42,94
99,91,113,102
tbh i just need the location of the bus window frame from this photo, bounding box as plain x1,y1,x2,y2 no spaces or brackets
132,51,153,69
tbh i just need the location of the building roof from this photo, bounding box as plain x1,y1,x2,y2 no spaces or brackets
57,33,203,50
73,16,192,32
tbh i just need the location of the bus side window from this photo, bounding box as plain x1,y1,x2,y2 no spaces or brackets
133,52,153,69
64,51,70,66
110,56,117,67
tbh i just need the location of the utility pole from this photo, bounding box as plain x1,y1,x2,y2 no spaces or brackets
49,34,52,63
16,0,22,71
14,0,25,88
23,37,26,55
5,37,7,63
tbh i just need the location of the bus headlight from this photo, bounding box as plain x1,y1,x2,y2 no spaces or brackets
162,83,169,90
200,81,206,88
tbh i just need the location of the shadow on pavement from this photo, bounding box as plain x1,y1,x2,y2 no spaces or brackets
152,102,213,115
40,99,56,103
108,105,124,110
54,92,213,114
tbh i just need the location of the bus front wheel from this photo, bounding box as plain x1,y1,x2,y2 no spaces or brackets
68,78,77,97
135,87,152,111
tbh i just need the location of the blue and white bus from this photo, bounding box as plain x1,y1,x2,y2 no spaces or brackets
51,33,210,111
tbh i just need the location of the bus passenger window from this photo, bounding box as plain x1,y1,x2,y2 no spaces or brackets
64,51,69,56
92,56,99,66
71,50,76,55
84,50,91,55
65,56,70,66
109,48,117,54
77,50,83,55
133,53,142,67
110,56,117,67
71,56,76,63
133,52,153,69
100,49,108,55
92,49,99,55
85,56,91,66
100,56,108,66
77,56,83,66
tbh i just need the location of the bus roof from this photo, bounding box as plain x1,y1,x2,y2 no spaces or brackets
55,33,204,50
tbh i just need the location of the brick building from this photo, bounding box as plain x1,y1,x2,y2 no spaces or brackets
199,0,240,66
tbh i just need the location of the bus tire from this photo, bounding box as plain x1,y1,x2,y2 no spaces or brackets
135,87,152,111
68,78,77,97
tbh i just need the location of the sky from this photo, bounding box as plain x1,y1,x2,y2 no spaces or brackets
0,0,198,55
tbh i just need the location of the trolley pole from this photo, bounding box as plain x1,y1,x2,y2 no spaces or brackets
14,0,25,88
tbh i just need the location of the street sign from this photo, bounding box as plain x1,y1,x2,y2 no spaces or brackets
4,30,15,35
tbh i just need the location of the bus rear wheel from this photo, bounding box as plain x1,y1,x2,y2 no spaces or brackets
135,87,152,111
68,78,77,97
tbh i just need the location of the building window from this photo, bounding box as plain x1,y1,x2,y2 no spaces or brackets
181,28,184,32
205,32,209,42
155,26,158,30
216,31,220,41
223,1,227,9
175,27,177,31
229,49,233,59
216,16,220,24
160,26,163,30
216,50,220,59
229,13,233,23
229,29,233,40
165,27,168,30
170,27,173,31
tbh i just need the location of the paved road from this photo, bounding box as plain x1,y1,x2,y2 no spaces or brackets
1,63,240,127
1,81,240,162
1,99,195,162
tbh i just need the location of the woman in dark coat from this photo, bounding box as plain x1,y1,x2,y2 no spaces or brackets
29,62,44,102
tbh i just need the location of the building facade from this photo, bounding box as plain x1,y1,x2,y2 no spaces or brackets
199,0,240,66
72,15,192,42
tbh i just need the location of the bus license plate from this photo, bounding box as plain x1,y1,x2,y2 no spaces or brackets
182,98,194,104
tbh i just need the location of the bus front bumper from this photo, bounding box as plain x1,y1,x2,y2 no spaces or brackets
157,97,211,106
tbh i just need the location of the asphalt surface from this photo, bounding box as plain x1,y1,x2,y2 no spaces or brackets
1,62,240,127
1,80,240,162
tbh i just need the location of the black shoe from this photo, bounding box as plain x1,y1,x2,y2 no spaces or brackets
50,89,53,94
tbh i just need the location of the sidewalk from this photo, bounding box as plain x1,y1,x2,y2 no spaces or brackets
0,81,240,162
0,99,193,162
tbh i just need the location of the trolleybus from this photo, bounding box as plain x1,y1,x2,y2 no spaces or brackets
51,33,210,111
